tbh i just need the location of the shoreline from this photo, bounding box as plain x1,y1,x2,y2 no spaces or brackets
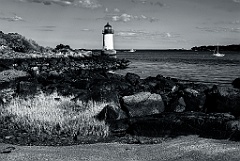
0,55,240,146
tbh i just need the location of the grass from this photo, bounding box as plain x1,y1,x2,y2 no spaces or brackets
0,92,109,140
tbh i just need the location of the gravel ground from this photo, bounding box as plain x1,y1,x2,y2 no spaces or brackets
1,135,240,161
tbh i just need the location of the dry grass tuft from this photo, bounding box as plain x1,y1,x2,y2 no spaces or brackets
0,92,109,138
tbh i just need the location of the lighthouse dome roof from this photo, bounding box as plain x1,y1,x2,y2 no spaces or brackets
104,22,112,28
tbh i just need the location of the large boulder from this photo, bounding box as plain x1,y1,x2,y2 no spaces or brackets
122,92,165,118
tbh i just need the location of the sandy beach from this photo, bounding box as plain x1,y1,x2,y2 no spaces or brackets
1,135,240,161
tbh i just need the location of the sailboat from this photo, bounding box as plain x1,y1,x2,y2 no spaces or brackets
124,49,136,53
129,49,136,52
213,46,225,57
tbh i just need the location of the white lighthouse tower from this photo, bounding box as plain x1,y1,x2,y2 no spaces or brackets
102,22,116,57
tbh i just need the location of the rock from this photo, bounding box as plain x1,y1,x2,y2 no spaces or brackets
169,97,186,112
0,146,16,154
5,135,14,140
90,79,134,96
71,89,91,102
184,88,199,96
122,92,165,118
30,66,39,77
105,71,125,81
232,78,240,89
127,112,235,138
226,120,240,131
16,81,39,96
183,87,206,112
155,75,176,93
73,91,123,116
204,85,240,116
48,70,60,78
96,105,127,121
71,79,90,89
125,73,140,86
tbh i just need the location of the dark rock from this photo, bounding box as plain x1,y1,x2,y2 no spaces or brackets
90,79,134,96
71,89,91,102
156,76,176,93
0,146,16,154
183,88,206,112
232,78,240,89
226,120,240,131
30,66,40,77
48,70,60,78
105,71,125,81
96,105,127,121
108,119,129,135
127,112,235,138
71,79,90,89
204,85,240,116
226,119,240,141
73,91,122,116
168,96,186,112
16,81,39,96
122,92,165,118
125,73,140,86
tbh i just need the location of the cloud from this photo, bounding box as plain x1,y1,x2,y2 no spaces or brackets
233,0,240,3
105,7,121,13
196,26,240,33
151,1,166,7
113,8,120,13
0,15,24,22
37,29,55,31
41,25,56,28
81,28,94,32
37,25,56,31
231,20,240,24
78,0,102,9
104,13,158,23
214,20,240,25
18,0,102,9
116,30,179,40
131,0,166,7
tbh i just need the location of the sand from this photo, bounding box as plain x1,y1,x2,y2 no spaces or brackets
1,135,240,161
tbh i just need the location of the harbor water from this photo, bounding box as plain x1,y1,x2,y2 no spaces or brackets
115,50,240,87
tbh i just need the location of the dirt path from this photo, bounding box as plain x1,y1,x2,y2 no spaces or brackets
1,135,240,161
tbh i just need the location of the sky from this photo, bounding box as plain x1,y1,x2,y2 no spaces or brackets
0,0,239,49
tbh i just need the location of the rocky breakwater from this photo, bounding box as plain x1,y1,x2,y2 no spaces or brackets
1,54,240,144
79,72,240,141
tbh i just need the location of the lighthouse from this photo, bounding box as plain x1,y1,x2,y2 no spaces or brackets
102,22,116,57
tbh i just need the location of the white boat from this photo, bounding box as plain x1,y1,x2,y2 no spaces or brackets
129,49,136,52
213,46,225,57
124,49,136,53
